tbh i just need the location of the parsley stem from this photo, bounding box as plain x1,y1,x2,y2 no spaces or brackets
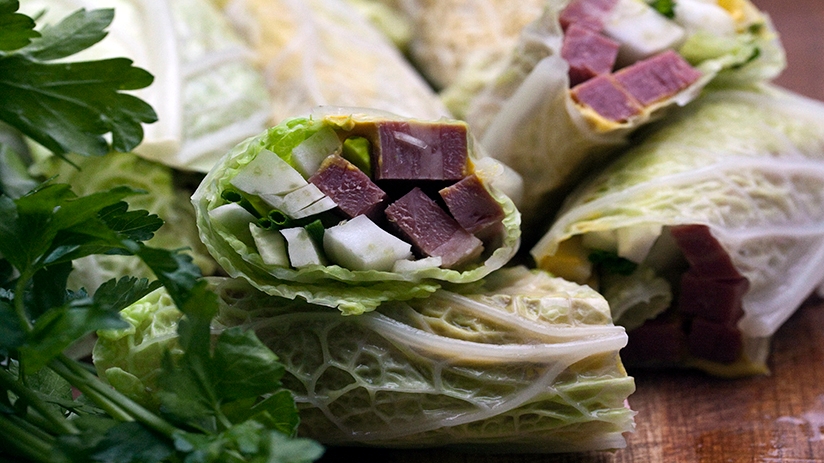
0,413,55,462
0,366,77,435
53,355,178,437
51,358,134,423
13,269,34,333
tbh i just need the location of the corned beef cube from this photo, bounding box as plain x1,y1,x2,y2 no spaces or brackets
687,317,743,364
562,24,620,86
439,174,504,234
669,224,742,280
309,155,387,219
613,50,702,106
678,271,748,325
570,74,643,122
559,0,619,32
622,316,686,365
384,187,483,269
372,120,469,181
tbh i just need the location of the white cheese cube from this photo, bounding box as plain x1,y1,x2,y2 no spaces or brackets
291,126,342,177
208,203,257,246
323,215,413,271
230,148,307,196
603,0,686,65
281,227,326,268
249,224,289,267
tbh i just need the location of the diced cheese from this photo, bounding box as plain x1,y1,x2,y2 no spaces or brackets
260,183,338,219
616,224,664,263
208,203,257,246
249,224,289,267
602,0,686,64
230,148,307,196
323,215,413,271
673,0,736,36
290,196,337,219
281,227,326,268
260,183,324,213
291,126,342,177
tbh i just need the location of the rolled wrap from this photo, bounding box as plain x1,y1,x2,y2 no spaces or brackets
532,85,824,377
440,0,786,236
193,107,522,314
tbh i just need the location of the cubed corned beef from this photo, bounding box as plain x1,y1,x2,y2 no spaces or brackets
384,187,483,269
562,24,620,86
678,271,748,325
622,315,686,365
372,120,469,181
308,155,387,220
669,224,748,364
613,50,702,106
687,317,743,364
669,224,741,279
439,174,505,235
570,74,643,122
559,0,619,32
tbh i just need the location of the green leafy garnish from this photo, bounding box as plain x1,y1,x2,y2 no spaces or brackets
0,2,157,158
588,249,639,276
0,2,322,462
648,0,676,19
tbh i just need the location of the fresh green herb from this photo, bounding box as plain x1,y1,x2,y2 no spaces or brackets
0,2,323,462
0,1,157,159
648,0,676,19
0,181,323,462
588,250,638,276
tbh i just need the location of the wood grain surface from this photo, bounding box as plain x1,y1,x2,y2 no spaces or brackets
319,2,824,462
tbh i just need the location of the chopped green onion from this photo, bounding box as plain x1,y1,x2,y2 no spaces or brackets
648,0,676,19
304,219,325,245
588,250,638,276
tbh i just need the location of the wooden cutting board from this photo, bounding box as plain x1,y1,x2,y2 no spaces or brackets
318,2,824,461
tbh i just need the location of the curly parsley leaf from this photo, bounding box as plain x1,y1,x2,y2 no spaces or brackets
0,4,156,158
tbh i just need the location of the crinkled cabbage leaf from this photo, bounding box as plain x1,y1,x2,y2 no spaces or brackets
391,0,547,91
215,0,450,123
93,267,635,452
532,85,824,376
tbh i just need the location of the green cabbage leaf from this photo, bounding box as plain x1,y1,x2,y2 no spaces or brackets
94,267,635,452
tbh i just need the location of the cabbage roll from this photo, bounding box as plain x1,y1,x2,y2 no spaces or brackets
214,0,450,124
93,267,636,452
395,0,547,91
192,108,522,314
21,0,272,173
532,86,824,377
441,0,785,232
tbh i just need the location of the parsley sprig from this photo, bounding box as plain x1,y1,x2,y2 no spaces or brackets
0,2,323,461
0,0,157,158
